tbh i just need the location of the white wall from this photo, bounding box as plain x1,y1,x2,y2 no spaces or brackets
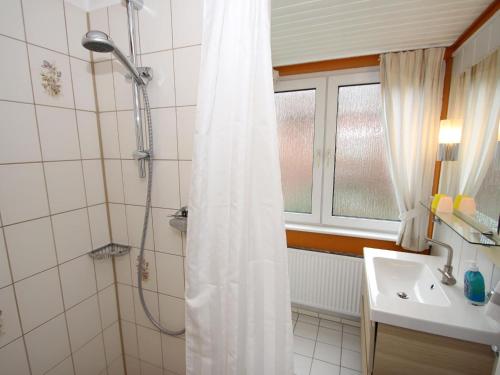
0,1,121,374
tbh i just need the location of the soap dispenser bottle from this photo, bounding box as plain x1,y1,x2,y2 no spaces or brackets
464,261,485,305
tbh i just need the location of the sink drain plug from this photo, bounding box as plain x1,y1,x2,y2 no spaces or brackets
397,291,409,299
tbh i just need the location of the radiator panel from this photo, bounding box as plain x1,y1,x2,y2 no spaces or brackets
288,248,363,317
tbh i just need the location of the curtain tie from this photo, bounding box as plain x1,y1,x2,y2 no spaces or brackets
399,208,419,222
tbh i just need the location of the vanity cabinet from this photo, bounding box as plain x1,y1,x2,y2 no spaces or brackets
360,283,495,375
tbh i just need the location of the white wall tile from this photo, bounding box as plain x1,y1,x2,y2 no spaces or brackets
0,286,22,347
28,45,74,108
65,2,91,61
152,160,180,209
0,0,25,40
108,355,126,375
126,205,154,250
179,160,191,207
100,112,121,158
117,284,135,322
71,58,96,111
59,255,97,308
116,110,136,159
108,3,130,57
0,338,31,375
121,320,138,357
88,204,110,249
152,208,182,255
141,51,176,108
0,163,49,225
137,325,162,367
151,108,178,160
0,231,12,288
141,360,162,375
122,160,147,206
89,7,111,62
45,161,86,213
22,0,68,53
73,334,107,375
52,208,92,263
131,248,157,291
45,357,74,375
0,36,33,103
99,285,118,329
76,111,101,159
176,106,195,160
94,61,116,112
83,160,106,205
159,294,185,334
94,256,114,291
109,203,128,244
15,267,63,333
171,0,202,48
66,294,101,352
156,252,184,298
115,251,132,284
161,335,185,374
139,0,172,54
112,60,134,111
173,45,201,106
103,322,122,364
37,105,81,161
0,102,41,164
4,217,57,281
133,287,159,331
104,159,125,203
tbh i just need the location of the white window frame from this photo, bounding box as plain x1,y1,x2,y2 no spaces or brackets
321,71,400,237
274,77,326,224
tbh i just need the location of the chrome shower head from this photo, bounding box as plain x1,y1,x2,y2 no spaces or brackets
81,30,115,53
81,30,147,85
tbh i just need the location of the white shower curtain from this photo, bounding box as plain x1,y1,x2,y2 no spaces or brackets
380,48,445,251
185,1,294,375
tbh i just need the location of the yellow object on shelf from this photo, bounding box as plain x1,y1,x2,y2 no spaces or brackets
431,194,453,213
454,195,476,216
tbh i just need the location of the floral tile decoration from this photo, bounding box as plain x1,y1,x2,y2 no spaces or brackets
40,60,62,96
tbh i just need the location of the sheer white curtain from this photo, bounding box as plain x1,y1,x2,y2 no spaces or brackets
185,1,293,374
380,48,445,251
441,49,500,197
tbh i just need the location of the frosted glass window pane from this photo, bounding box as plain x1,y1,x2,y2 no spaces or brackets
332,84,398,220
275,89,315,214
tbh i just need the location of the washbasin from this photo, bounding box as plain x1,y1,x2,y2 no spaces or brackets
372,257,451,307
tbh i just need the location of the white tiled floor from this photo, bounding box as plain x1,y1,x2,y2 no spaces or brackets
293,312,361,375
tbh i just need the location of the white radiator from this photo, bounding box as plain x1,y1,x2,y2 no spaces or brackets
288,248,364,317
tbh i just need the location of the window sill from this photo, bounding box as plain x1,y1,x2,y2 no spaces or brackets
285,222,398,242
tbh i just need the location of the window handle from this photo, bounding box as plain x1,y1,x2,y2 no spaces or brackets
315,149,322,168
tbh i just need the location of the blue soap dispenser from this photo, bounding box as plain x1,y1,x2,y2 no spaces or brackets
464,261,485,305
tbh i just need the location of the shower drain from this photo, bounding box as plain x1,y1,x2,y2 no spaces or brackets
397,291,409,299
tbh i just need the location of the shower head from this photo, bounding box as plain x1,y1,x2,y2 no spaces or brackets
81,30,147,85
81,30,114,53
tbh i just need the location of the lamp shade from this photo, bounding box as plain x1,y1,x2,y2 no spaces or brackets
437,119,462,161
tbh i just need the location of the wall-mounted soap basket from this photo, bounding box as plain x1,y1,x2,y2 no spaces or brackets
88,243,131,260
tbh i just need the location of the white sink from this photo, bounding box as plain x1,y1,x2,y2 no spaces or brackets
372,257,450,307
364,248,500,346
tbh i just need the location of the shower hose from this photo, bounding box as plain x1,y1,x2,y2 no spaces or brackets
137,86,185,336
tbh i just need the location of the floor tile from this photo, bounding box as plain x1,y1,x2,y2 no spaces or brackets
320,319,342,331
342,333,361,352
341,348,361,371
342,325,361,336
295,321,319,340
294,354,312,375
340,367,361,375
310,359,340,375
317,327,342,346
314,342,341,365
298,314,320,325
294,335,315,357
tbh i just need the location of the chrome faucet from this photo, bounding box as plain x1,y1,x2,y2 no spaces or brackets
426,237,457,286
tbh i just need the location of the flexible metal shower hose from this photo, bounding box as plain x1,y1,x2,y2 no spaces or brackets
137,86,185,336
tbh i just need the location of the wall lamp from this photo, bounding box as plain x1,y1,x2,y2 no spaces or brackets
437,119,462,161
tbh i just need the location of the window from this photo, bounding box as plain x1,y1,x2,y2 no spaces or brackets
275,71,399,238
